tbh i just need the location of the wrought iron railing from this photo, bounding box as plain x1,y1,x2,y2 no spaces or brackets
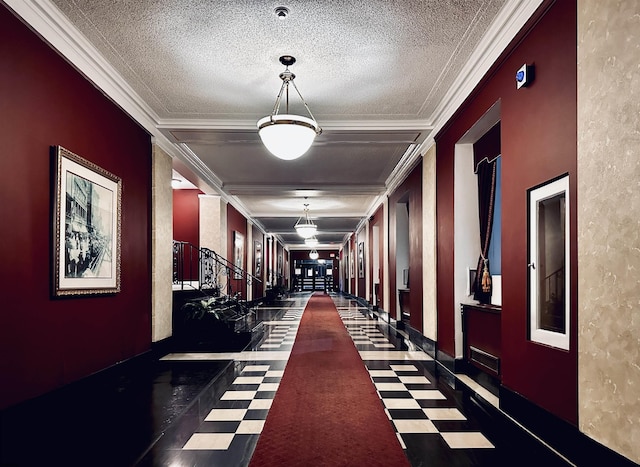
172,241,261,296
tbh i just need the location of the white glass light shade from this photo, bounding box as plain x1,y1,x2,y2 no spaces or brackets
309,250,319,260
295,223,317,239
305,237,319,247
257,114,319,160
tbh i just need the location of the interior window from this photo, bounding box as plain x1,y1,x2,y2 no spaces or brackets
528,175,570,350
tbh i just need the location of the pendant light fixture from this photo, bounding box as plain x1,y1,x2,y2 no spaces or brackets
294,203,317,238
304,236,319,247
309,249,319,260
257,55,321,160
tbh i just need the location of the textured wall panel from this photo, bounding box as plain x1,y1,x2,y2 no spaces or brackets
577,0,640,463
151,145,173,342
422,145,437,341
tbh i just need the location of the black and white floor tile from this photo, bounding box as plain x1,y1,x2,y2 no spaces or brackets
156,294,566,466
170,297,309,458
181,363,284,451
259,323,298,350
369,362,494,450
2,293,570,467
335,299,495,452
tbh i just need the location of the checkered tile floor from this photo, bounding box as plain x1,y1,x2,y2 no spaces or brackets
343,318,397,349
335,300,494,452
259,324,298,349
183,363,284,451
370,362,494,450
170,294,497,466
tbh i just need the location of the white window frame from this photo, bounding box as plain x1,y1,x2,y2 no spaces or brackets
528,175,570,350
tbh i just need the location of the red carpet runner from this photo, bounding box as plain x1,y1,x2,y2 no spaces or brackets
249,294,410,467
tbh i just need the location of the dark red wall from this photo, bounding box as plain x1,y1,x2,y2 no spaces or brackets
173,189,201,281
173,190,200,245
227,204,247,299
389,162,423,331
0,5,152,409
434,0,577,424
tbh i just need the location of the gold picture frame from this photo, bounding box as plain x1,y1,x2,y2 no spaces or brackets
52,146,122,296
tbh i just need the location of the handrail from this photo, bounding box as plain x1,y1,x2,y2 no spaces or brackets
173,241,261,295
544,266,564,303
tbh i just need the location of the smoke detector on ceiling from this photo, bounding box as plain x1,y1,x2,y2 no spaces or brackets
274,6,289,19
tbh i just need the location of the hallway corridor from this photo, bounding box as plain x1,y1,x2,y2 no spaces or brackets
1,293,571,466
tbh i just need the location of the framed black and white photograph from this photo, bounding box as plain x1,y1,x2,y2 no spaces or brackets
53,146,122,296
233,231,244,279
358,241,365,278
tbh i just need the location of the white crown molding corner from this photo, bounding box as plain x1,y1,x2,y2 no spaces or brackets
176,143,225,192
367,134,435,220
177,144,260,227
384,143,423,195
4,0,165,137
151,135,181,160
365,193,389,219
428,0,544,135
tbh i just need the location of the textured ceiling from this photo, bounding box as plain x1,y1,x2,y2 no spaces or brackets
51,0,505,120
45,0,514,249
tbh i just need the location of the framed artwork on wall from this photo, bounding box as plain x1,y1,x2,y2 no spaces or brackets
233,231,244,279
52,146,122,296
358,241,365,278
254,241,262,276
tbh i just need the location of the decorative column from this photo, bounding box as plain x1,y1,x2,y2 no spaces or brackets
577,1,640,463
151,144,173,342
199,194,226,294
422,144,437,342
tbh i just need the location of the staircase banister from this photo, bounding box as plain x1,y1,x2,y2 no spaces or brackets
175,241,262,284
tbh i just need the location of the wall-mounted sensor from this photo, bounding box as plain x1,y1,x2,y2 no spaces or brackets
516,63,534,89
